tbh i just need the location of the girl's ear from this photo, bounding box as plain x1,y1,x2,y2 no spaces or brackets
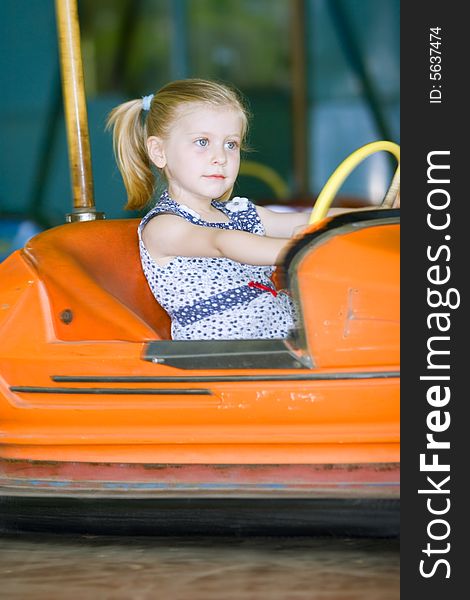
147,136,166,169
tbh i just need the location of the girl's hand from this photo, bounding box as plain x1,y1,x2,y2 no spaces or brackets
292,223,310,237
391,192,400,208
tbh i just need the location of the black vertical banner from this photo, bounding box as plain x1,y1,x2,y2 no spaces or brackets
401,3,466,598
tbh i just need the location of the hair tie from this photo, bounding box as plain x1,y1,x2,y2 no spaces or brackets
142,94,154,112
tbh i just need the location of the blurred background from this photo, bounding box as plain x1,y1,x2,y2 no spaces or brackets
0,0,399,259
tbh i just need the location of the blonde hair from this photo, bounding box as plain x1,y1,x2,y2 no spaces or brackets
106,79,250,210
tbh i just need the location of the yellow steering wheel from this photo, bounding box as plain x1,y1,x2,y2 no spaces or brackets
308,140,401,224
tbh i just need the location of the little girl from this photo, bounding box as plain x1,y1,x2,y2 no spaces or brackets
107,78,310,340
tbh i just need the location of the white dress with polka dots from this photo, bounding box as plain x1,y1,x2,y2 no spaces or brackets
138,191,296,340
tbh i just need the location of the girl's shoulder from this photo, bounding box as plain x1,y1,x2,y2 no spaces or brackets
213,196,258,216
222,196,252,213
213,196,264,235
139,191,183,229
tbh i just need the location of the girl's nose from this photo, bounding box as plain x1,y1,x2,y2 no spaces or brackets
211,146,227,164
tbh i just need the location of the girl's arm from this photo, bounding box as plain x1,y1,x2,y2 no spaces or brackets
256,205,310,238
257,203,384,237
142,214,290,266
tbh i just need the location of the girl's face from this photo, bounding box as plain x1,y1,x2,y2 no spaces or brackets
147,103,243,205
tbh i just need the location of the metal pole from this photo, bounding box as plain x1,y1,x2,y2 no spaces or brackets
170,0,189,79
290,0,309,198
55,0,104,221
327,0,393,144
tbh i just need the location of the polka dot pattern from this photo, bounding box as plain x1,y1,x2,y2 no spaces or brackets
138,190,296,340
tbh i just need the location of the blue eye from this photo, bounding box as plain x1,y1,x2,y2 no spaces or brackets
226,141,239,150
195,138,208,147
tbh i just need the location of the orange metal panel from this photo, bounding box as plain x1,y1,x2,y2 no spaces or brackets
0,213,399,481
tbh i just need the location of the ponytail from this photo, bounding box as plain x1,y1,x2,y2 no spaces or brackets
106,99,155,210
